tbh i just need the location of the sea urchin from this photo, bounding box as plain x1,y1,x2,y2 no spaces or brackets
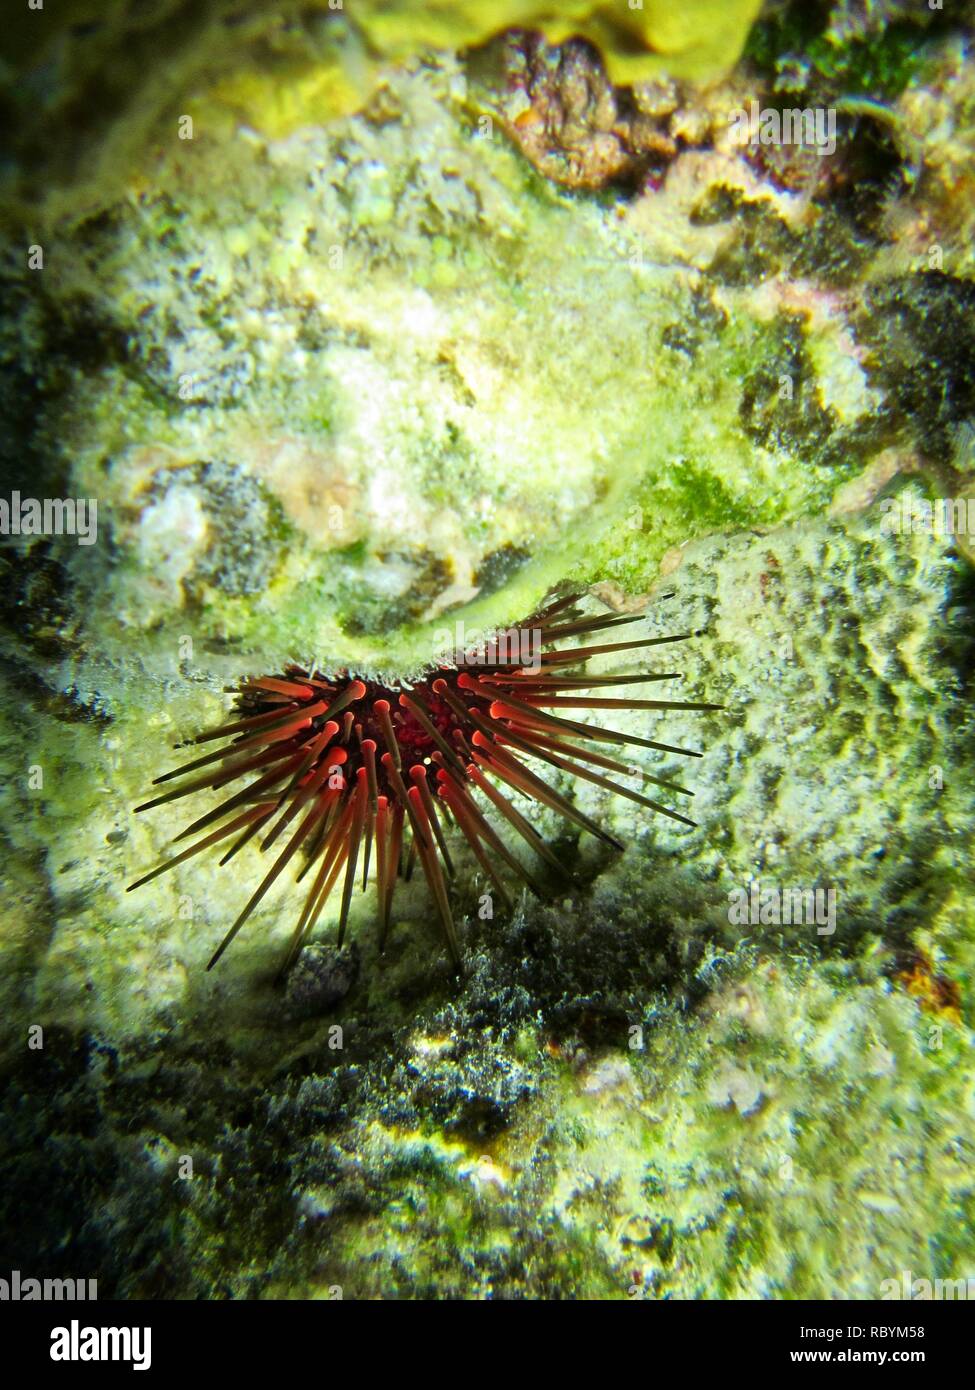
128,593,718,975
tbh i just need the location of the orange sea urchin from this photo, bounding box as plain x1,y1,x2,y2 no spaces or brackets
128,593,718,975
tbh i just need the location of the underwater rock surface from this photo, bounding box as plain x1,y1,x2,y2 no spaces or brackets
1,0,974,1300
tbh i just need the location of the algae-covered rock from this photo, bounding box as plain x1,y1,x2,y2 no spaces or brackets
2,0,763,185
2,0,975,1304
12,54,924,679
2,496,972,1297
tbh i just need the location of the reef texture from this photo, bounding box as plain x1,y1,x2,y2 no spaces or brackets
1,0,974,1299
2,511,972,1297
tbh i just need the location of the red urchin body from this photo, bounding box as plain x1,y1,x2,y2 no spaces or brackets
128,593,717,975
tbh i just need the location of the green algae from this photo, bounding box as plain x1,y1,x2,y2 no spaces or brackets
8,14,972,678
3,494,973,1296
2,0,975,1303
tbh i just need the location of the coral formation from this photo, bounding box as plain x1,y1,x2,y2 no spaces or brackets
482,33,678,190
2,511,972,1298
1,0,974,1305
0,0,763,215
